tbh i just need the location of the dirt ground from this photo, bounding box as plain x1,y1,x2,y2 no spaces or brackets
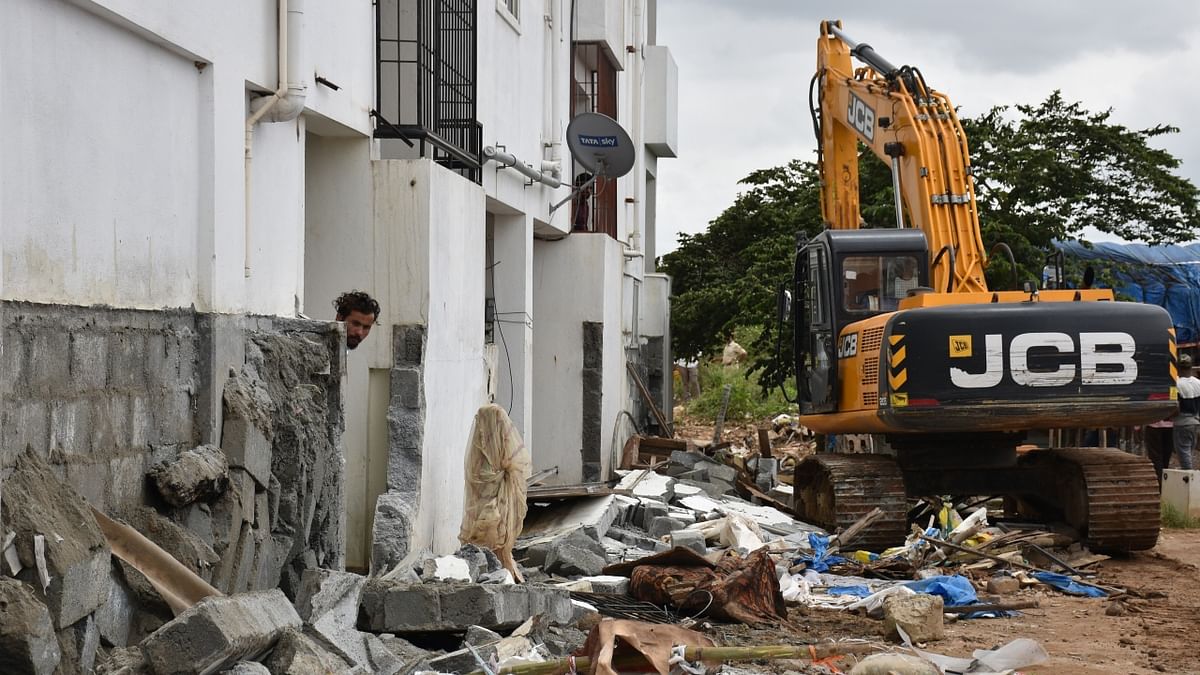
670,414,1200,673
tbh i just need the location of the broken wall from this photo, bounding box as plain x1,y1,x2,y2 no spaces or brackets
0,301,346,600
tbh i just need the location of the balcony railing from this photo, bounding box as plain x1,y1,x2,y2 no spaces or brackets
375,0,481,184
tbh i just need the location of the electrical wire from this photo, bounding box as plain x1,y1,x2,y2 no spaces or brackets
487,258,517,415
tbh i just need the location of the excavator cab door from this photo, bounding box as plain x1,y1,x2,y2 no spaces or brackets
796,241,837,413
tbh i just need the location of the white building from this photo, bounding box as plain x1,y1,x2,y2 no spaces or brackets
0,0,677,571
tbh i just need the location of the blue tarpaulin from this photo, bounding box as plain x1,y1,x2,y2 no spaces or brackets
903,575,978,607
796,533,847,573
1031,571,1109,598
1055,240,1200,344
827,585,872,598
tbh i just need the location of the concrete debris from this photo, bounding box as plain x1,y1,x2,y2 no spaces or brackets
261,627,357,675
615,470,676,502
421,555,473,582
0,577,62,675
359,580,572,633
883,592,944,643
544,540,608,577
521,494,620,544
293,569,404,674
57,613,100,674
371,493,418,576
848,652,941,675
220,417,273,488
96,562,137,647
670,530,708,556
454,543,504,581
95,646,148,675
648,516,686,539
140,589,302,674
0,450,112,628
464,624,503,646
986,575,1020,595
224,662,272,675
149,445,229,508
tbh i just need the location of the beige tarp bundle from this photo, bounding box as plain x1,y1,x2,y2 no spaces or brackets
459,404,531,581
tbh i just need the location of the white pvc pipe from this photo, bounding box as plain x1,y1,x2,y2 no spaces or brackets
483,146,563,188
244,0,307,278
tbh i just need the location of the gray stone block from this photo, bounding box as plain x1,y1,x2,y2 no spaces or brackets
371,493,417,575
3,399,49,461
30,330,71,396
639,501,669,530
883,593,944,643
141,589,302,675
261,627,356,675
544,544,607,577
669,450,710,470
56,614,100,674
70,332,108,391
48,398,91,457
359,581,571,633
392,324,425,366
0,578,62,675
151,388,195,446
697,461,739,484
389,368,423,410
464,625,502,646
0,451,111,628
96,563,135,648
427,643,498,674
648,517,686,538
107,332,147,391
605,526,660,552
150,445,229,508
224,662,271,675
221,417,273,488
669,530,708,556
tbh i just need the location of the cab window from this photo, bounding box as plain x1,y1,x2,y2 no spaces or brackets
842,254,921,313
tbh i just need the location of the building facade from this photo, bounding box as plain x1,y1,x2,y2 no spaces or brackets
0,0,677,572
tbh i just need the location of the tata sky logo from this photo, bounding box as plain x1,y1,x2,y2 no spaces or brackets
579,135,619,148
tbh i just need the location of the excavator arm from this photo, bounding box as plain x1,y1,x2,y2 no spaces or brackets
816,20,988,293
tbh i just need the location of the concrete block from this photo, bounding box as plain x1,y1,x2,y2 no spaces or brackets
140,589,302,675
30,330,71,396
96,562,136,647
70,332,108,391
577,575,629,594
669,530,708,556
639,501,669,530
648,516,686,539
544,544,607,577
107,332,148,391
1,327,26,399
521,495,620,543
0,451,111,628
986,576,1020,595
0,577,62,675
229,469,256,524
151,389,195,446
221,417,273,487
94,646,147,674
883,593,944,643
605,526,660,552
697,461,739,484
669,450,710,470
107,453,149,508
849,653,940,675
261,627,355,675
422,555,473,582
455,543,503,581
359,581,571,633
3,399,50,462
149,445,229,508
129,394,152,450
616,470,676,502
673,482,705,499
370,493,417,575
427,643,498,674
56,614,100,674
49,398,91,456
118,506,220,585
464,625,502,646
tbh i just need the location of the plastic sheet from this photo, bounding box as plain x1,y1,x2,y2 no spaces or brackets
796,532,847,572
458,404,532,581
827,585,872,598
1031,571,1108,597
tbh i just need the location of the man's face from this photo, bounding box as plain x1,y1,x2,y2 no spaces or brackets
337,309,376,350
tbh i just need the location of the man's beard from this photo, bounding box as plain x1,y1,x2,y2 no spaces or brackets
347,337,362,350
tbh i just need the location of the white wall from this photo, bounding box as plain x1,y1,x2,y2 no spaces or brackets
373,159,488,554
531,233,625,482
0,0,374,314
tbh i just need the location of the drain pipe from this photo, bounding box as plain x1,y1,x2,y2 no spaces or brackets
244,0,308,278
484,146,563,188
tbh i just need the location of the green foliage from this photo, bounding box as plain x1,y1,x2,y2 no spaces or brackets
664,92,1200,390
964,91,1200,288
1162,502,1200,529
680,326,797,423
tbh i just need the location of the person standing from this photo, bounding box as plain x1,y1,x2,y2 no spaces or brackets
1171,354,1200,470
1144,416,1174,483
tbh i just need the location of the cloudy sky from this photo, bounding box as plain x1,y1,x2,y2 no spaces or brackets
652,1,1200,255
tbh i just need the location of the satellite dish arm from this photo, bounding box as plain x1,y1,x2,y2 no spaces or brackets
550,171,600,214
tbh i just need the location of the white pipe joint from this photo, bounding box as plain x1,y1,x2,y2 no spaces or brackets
483,146,563,188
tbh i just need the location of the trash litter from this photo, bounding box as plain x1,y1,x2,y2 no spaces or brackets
1031,571,1109,597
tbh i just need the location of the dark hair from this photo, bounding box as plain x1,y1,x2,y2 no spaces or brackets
334,290,380,320
574,172,593,187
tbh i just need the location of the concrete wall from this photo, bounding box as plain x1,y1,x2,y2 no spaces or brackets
532,234,626,483
0,0,373,315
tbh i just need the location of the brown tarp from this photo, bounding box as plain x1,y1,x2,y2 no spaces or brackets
627,548,787,626
581,618,715,675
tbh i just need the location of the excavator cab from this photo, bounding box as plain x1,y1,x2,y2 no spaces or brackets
794,229,929,415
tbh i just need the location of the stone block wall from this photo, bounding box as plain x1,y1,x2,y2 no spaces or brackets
1,302,199,510
0,302,346,600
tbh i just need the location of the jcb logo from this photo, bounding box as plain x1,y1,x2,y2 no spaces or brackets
847,92,875,142
950,331,1137,389
837,332,858,359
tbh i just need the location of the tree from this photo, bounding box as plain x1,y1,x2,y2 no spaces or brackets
663,92,1200,392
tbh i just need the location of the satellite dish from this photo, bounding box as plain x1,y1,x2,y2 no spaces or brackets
566,113,635,178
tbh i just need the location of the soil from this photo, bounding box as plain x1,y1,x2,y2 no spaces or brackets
672,413,1200,674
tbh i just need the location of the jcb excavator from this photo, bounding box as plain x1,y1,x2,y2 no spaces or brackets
791,21,1174,551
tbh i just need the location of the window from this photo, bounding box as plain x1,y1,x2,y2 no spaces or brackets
497,0,520,29
842,255,921,313
807,247,827,326
571,42,618,238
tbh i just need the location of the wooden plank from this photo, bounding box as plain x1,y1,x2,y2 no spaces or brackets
712,384,733,444
626,362,674,437
758,427,772,458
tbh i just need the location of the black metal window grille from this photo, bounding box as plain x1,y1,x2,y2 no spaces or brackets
376,0,482,184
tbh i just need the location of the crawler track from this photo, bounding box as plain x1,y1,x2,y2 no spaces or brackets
793,454,908,552
1021,447,1161,552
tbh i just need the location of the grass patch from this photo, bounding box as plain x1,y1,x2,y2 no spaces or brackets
1161,502,1200,529
684,360,797,423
